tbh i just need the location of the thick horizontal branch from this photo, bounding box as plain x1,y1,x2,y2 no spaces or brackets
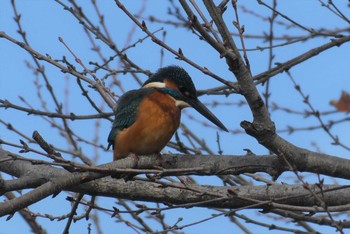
0,148,283,179
2,147,350,186
76,177,350,212
1,148,350,222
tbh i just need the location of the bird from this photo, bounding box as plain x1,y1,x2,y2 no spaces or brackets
107,66,228,161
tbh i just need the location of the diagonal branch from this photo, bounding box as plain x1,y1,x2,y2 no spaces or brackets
253,35,350,84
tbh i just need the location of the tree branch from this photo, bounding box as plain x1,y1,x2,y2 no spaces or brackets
254,36,350,84
2,148,350,218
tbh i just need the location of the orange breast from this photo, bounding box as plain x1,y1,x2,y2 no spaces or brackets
114,91,181,160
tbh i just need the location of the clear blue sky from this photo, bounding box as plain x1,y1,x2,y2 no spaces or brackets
1,1,349,233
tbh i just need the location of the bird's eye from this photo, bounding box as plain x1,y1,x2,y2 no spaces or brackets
178,86,196,99
179,86,188,95
183,90,190,97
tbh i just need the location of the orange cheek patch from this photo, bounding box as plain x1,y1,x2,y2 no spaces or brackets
164,79,179,89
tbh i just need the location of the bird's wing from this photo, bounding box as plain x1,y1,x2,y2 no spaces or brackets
107,88,153,149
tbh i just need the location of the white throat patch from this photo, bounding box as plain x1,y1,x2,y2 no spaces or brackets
175,100,190,108
168,95,190,108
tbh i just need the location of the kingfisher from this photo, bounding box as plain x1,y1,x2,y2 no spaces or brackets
107,66,228,161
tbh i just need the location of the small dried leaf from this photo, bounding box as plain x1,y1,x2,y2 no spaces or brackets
330,91,350,112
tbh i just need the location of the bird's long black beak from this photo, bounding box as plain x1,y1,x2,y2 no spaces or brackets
187,98,228,132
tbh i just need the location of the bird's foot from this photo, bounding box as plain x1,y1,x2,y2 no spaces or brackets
128,152,139,167
155,153,164,166
122,152,139,181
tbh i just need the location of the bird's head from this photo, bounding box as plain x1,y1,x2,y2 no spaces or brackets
143,66,228,132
